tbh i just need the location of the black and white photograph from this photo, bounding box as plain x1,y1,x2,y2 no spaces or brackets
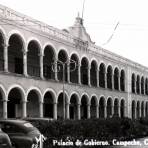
0,0,148,147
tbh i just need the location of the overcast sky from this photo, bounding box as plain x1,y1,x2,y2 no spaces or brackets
0,0,148,67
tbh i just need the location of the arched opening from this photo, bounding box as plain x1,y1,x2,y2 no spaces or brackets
81,95,88,119
107,98,113,118
141,77,144,95
81,57,89,85
114,68,119,90
27,40,40,77
0,88,4,118
57,92,68,119
43,45,55,80
136,101,140,119
27,90,40,117
120,70,125,91
70,94,78,119
141,102,145,117
70,54,79,84
0,32,5,71
114,98,119,117
99,97,106,118
145,78,148,95
132,74,136,93
136,75,140,94
120,99,125,118
8,34,24,74
132,101,136,119
107,66,112,89
43,91,54,118
90,96,98,118
57,50,68,82
8,88,24,118
90,61,97,87
99,63,106,88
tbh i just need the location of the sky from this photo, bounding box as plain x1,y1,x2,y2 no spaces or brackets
0,0,148,67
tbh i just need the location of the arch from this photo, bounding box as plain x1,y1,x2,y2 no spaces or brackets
70,53,79,84
90,60,98,87
114,98,119,117
57,49,68,82
70,93,79,119
81,94,89,119
136,75,140,94
145,78,148,95
120,70,125,91
141,76,144,95
27,40,41,77
7,86,25,118
43,45,56,80
107,97,113,118
99,96,106,118
26,87,42,117
132,73,136,93
90,96,98,118
0,28,6,71
136,101,140,118
43,90,55,118
99,63,106,88
114,67,119,90
81,57,89,85
131,100,136,119
57,92,68,119
120,99,125,118
107,65,113,89
8,33,24,74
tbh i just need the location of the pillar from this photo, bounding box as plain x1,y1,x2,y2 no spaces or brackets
87,104,90,119
96,68,99,87
111,105,114,117
88,66,91,86
23,50,28,77
104,105,107,118
39,53,44,79
22,100,27,118
67,62,70,83
78,63,81,85
77,104,81,120
118,74,120,91
118,105,121,117
4,44,8,72
39,101,43,118
112,74,114,90
66,103,70,119
53,103,57,120
105,73,107,88
3,99,7,119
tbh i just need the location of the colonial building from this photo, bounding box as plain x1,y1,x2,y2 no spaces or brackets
0,4,147,120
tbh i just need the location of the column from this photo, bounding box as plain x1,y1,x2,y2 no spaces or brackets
104,105,107,118
78,63,81,85
134,106,137,119
53,103,57,120
139,78,141,94
87,104,90,119
112,74,114,90
67,62,70,83
22,100,27,118
3,99,7,119
54,60,58,81
88,66,91,86
96,105,99,118
77,104,81,120
39,53,44,79
23,50,28,77
66,103,70,119
4,44,8,72
39,101,43,118
105,72,107,88
96,68,99,87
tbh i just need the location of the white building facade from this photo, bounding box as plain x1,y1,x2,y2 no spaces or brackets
0,4,147,120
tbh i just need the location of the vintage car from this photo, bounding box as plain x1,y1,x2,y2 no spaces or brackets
0,119,42,148
0,128,12,148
